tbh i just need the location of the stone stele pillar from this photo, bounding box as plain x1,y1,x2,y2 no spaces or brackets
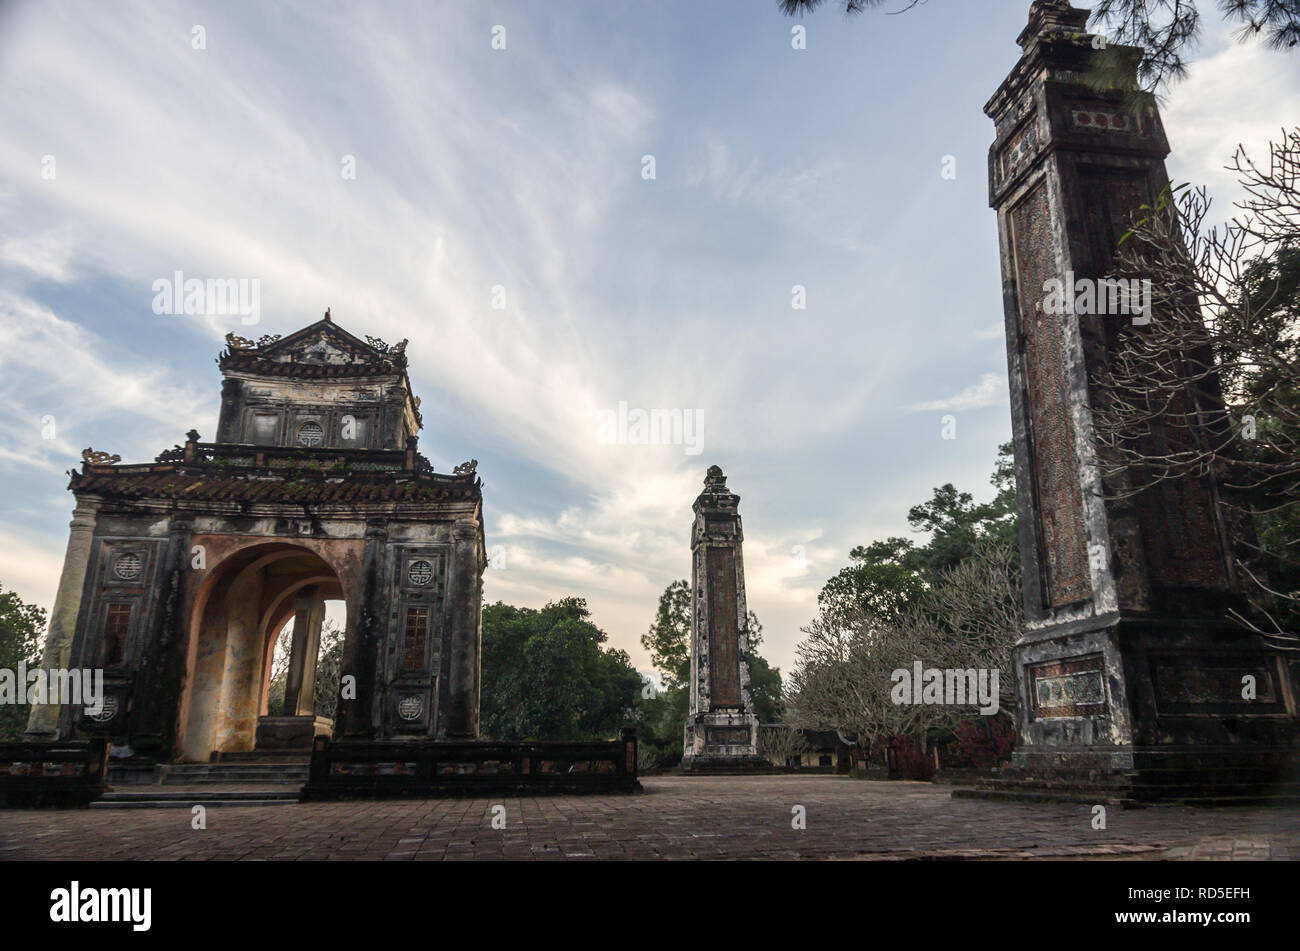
983,1,1298,800
282,586,325,718
681,466,767,771
26,501,100,738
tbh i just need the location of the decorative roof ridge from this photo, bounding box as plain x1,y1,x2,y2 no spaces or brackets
217,310,409,371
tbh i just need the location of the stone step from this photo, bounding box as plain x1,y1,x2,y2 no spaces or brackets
958,776,1300,807
211,752,311,765
159,764,308,785
955,785,1300,807
92,789,299,809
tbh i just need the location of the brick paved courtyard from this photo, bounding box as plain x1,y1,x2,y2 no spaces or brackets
3,775,1298,861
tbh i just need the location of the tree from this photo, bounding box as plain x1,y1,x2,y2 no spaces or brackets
759,723,811,768
785,446,1025,767
633,581,785,767
0,585,46,739
819,443,1018,633
785,538,1023,758
1090,129,1300,647
745,611,786,724
778,0,1299,93
480,598,643,741
265,619,345,720
640,579,690,689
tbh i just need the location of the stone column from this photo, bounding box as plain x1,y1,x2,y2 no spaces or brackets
983,1,1298,798
282,586,324,717
213,562,265,752
444,518,484,739
126,515,192,754
681,467,764,770
26,500,100,738
338,521,387,738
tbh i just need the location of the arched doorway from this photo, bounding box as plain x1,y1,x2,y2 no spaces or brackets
262,598,346,722
178,543,346,762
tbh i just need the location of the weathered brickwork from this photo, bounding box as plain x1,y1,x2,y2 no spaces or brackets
984,1,1299,797
681,467,764,769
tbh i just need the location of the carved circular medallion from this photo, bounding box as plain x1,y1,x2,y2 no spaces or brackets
407,560,434,586
89,696,119,723
398,695,423,721
113,553,142,580
296,422,325,446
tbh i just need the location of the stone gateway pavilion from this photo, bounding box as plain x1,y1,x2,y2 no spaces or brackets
26,312,489,766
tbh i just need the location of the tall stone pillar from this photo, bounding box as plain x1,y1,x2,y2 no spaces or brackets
444,517,485,739
681,467,765,771
126,515,193,755
26,501,100,738
282,586,325,717
984,1,1298,799
338,521,387,738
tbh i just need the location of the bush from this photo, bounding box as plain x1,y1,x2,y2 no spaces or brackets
947,714,1016,768
890,733,936,781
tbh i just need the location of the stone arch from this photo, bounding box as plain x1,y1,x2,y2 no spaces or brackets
176,541,352,762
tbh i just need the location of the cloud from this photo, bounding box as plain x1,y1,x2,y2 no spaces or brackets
0,520,65,614
1164,25,1300,213
0,1,1288,674
908,372,1006,413
0,290,210,475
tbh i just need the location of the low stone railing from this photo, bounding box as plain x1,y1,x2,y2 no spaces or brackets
302,729,639,800
0,739,109,808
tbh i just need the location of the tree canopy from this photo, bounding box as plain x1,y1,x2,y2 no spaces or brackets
0,585,46,740
481,598,643,741
785,446,1023,757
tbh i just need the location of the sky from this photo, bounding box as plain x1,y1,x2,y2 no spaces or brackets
0,0,1296,678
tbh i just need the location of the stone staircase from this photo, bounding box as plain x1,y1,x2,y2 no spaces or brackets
95,753,309,808
92,788,300,809
159,759,309,786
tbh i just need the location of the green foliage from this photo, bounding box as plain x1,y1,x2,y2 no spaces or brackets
632,682,688,769
788,446,1024,761
480,598,643,741
632,581,785,767
1235,240,1300,634
744,611,784,725
901,442,1019,579
265,619,344,720
640,579,690,690
0,585,47,739
824,443,1019,629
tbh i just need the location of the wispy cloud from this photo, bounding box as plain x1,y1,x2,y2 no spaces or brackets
908,372,1006,413
0,0,1289,674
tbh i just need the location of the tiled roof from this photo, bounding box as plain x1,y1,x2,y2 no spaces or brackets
69,445,480,505
71,468,477,504
217,353,407,378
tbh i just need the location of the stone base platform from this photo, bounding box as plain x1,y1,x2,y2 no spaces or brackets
255,715,334,752
677,755,782,775
956,746,1300,807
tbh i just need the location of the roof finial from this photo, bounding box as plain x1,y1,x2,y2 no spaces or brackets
324,307,331,321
